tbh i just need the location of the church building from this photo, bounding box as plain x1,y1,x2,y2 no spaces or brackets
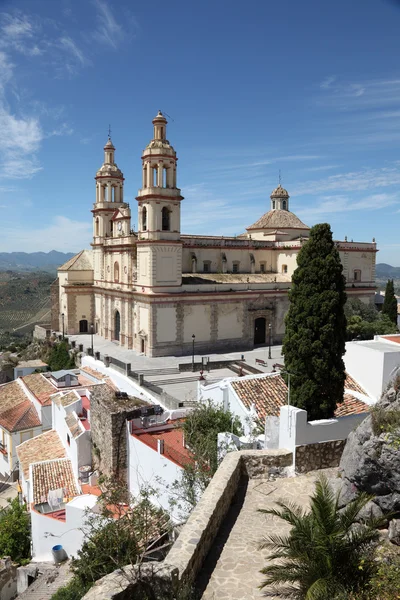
52,112,377,357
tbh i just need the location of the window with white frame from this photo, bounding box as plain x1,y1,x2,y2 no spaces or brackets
354,269,361,282
282,264,288,274
232,262,240,273
203,261,211,273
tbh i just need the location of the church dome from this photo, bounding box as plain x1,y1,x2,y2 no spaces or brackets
246,209,309,231
270,184,289,199
96,163,123,178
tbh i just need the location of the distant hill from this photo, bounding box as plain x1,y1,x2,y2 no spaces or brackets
0,251,75,272
376,263,400,279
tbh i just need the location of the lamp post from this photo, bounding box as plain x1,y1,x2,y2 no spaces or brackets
61,313,65,340
90,324,94,357
192,334,195,372
268,323,272,360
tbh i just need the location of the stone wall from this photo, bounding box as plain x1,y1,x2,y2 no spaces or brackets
33,325,51,341
0,557,17,600
50,279,59,331
295,439,346,473
90,386,145,482
83,448,292,600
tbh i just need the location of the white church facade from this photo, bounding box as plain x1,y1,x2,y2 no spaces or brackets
52,112,377,357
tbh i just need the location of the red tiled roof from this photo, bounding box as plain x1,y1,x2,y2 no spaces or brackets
0,400,41,432
22,373,57,406
132,424,193,468
231,373,288,420
382,335,400,345
32,458,79,505
231,373,370,421
17,430,66,479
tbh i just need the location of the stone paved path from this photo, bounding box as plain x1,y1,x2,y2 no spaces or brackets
199,469,337,600
17,562,73,599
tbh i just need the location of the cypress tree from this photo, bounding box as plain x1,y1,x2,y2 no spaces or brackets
382,279,398,325
282,223,347,420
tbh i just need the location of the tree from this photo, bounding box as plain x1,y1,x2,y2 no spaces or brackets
71,479,170,589
166,401,243,519
258,475,385,599
382,279,398,326
47,341,75,371
0,498,31,564
282,223,347,420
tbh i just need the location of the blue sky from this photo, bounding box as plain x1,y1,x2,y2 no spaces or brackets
1,0,400,264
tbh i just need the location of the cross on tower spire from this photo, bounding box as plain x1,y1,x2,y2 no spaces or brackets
108,124,112,140
279,169,282,186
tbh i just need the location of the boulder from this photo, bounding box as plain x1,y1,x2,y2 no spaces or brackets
388,519,400,545
337,386,400,516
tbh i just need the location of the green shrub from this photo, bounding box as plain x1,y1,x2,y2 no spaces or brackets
50,577,90,600
370,406,400,436
0,498,31,564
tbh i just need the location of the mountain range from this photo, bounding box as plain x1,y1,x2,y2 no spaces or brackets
0,251,75,272
376,263,400,280
0,252,398,278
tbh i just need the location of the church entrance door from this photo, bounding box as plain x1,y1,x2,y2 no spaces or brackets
114,311,121,342
79,319,88,333
254,317,266,345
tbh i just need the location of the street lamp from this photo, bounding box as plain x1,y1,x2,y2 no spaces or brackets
90,324,94,357
192,334,196,372
61,313,65,340
268,323,272,360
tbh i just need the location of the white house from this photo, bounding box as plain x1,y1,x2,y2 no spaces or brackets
128,411,192,520
198,370,373,449
344,334,400,400
16,386,97,563
13,360,48,380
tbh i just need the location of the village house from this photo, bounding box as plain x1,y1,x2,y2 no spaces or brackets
128,410,192,519
198,370,374,451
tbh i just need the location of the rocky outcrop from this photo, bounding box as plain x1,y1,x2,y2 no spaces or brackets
338,384,400,516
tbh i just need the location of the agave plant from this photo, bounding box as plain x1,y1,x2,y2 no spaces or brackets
258,475,385,599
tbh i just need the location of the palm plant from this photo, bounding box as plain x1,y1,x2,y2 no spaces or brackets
258,475,385,599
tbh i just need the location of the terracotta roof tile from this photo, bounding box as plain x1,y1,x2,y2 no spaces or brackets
231,373,288,420
80,366,107,380
246,210,309,231
32,458,79,505
132,424,193,468
0,400,41,432
65,413,83,438
231,372,370,421
52,391,80,407
0,380,29,415
17,430,66,479
22,373,57,406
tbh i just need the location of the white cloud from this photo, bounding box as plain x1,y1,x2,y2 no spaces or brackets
292,165,400,195
1,13,33,39
320,76,336,90
93,0,124,48
0,216,92,252
297,193,398,222
0,108,43,179
59,36,88,68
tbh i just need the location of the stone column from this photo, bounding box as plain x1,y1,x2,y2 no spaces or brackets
157,162,163,187
142,165,147,188
107,182,112,203
147,162,152,188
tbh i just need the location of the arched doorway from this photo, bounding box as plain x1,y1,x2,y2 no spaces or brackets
79,319,88,333
254,317,266,345
114,311,121,342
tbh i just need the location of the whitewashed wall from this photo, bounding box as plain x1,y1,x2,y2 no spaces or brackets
31,494,97,562
279,405,368,464
344,340,400,400
127,423,183,521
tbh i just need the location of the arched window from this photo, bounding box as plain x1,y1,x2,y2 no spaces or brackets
282,264,288,274
153,167,157,187
163,167,168,188
142,207,147,231
114,262,119,282
110,220,113,236
162,207,170,231
282,200,287,210
95,218,99,236
272,200,276,209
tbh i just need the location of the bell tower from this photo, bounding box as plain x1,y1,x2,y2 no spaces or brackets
136,112,183,290
270,184,290,211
